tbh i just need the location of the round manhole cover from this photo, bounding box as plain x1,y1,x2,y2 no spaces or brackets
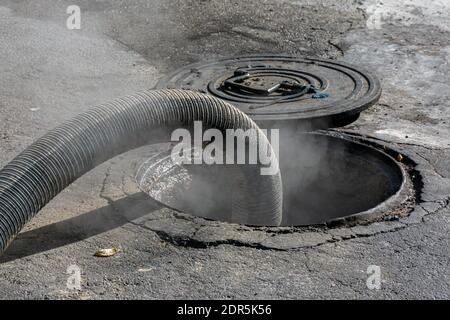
156,55,381,127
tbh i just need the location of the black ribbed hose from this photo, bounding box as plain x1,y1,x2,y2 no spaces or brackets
0,89,282,255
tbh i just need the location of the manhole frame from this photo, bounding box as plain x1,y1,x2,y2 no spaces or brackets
136,131,415,228
314,130,414,227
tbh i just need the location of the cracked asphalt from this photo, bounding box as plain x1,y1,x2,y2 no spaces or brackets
0,0,449,299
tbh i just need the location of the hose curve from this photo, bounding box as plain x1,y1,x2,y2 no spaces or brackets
0,89,282,255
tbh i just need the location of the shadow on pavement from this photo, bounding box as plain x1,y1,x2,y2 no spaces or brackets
0,192,162,263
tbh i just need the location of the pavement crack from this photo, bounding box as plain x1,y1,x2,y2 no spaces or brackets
419,197,450,222
415,153,447,179
341,130,450,151
332,277,365,295
135,222,286,251
328,39,344,56
302,252,315,273
99,167,115,206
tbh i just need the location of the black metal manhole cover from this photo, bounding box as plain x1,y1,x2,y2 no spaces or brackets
156,55,381,127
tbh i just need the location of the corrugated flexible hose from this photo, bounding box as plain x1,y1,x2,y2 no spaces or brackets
0,89,282,255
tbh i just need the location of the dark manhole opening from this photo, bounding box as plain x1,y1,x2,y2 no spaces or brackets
136,132,408,227
149,54,409,227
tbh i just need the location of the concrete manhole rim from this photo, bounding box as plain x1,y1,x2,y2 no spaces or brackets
137,130,418,233
315,130,416,228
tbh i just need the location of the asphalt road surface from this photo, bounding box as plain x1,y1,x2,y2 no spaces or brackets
0,0,449,299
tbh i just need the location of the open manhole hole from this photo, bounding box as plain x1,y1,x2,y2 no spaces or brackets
145,55,410,226
136,132,408,226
